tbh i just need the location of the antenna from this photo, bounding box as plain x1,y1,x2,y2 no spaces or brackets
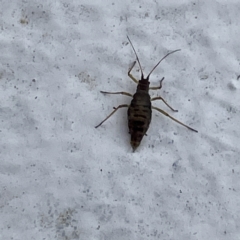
127,36,144,77
147,49,181,78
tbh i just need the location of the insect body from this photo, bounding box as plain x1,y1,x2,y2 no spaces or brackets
95,36,198,151
127,62,152,150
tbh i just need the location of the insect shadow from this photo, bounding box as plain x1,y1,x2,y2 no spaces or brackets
95,36,198,151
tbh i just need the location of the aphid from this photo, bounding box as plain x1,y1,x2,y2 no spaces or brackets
95,36,198,151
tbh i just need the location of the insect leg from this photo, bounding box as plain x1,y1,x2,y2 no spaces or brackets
100,91,132,97
149,77,164,90
152,106,198,132
151,96,178,112
128,61,139,84
95,104,129,128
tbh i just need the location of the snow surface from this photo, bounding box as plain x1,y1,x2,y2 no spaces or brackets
1,0,240,239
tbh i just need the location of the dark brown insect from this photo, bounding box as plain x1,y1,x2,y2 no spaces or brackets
95,36,198,151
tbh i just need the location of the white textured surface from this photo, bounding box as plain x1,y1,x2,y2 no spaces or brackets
0,0,240,239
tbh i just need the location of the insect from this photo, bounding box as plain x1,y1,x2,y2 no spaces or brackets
95,36,198,151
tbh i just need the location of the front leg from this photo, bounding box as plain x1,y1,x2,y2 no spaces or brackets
149,77,164,90
128,61,139,84
100,91,132,97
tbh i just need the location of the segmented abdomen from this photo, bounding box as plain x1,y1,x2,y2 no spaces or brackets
127,91,152,151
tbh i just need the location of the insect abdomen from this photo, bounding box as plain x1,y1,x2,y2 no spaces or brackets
127,91,152,151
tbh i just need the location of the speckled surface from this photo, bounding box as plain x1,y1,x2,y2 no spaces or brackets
0,0,239,239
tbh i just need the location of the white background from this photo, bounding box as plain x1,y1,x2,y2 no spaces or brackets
0,0,240,239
